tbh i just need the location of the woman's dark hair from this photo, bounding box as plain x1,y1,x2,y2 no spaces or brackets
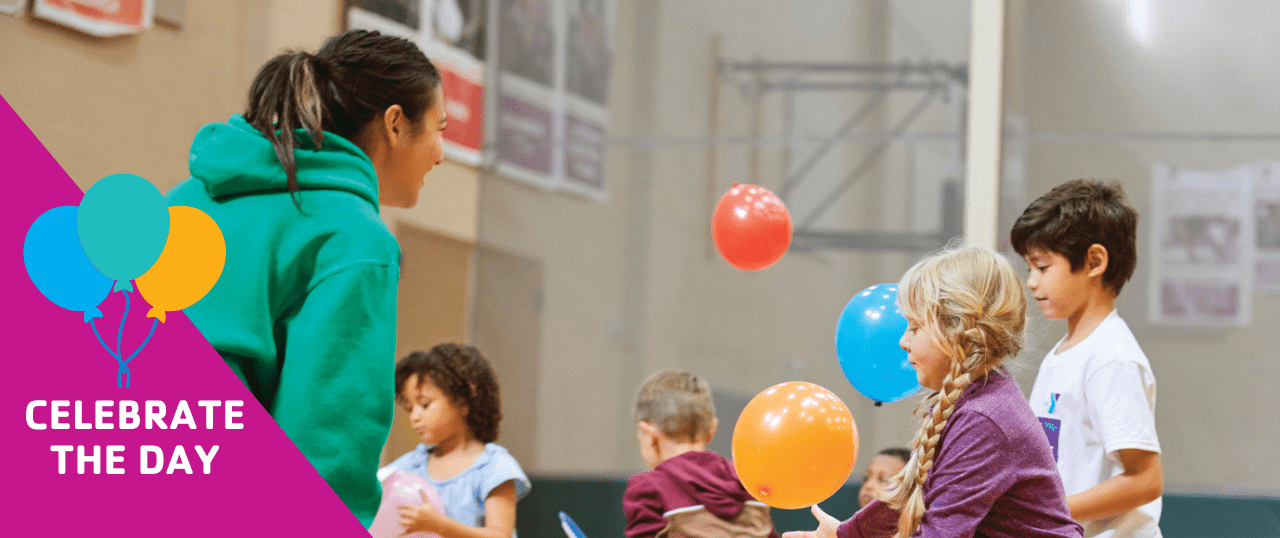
394,343,502,444
879,447,912,465
243,29,442,197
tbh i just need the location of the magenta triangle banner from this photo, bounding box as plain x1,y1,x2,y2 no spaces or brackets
0,95,372,537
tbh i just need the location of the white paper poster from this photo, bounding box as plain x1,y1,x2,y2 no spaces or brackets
1148,163,1256,327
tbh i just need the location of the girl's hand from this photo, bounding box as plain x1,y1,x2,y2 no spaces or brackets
781,504,840,538
398,490,449,535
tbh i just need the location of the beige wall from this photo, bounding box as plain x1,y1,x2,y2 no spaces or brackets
0,4,250,191
477,0,925,476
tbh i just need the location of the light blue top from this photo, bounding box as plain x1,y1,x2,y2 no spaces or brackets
381,443,531,536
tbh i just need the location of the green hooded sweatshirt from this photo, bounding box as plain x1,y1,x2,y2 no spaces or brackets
166,114,398,527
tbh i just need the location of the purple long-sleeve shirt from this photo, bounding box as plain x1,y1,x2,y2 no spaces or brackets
838,370,1083,538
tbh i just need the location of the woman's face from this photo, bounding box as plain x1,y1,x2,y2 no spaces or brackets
858,454,908,507
378,85,446,208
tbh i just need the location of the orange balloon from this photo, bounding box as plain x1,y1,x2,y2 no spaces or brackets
732,381,859,509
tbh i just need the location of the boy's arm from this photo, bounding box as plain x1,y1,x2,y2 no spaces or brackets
1075,359,1163,522
623,475,669,538
1067,449,1163,522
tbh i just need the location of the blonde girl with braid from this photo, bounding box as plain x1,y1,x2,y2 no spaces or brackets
785,247,1082,538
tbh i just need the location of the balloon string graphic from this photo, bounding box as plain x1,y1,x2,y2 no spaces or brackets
118,318,159,388
89,318,121,361
117,289,130,359
89,318,128,388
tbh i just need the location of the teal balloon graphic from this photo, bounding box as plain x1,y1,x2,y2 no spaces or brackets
23,206,114,322
77,173,170,290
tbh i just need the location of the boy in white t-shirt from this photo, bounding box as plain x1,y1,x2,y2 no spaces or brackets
1011,179,1164,538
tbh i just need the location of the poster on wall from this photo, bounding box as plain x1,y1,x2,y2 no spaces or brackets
1255,162,1280,294
348,0,487,165
33,0,154,36
1148,163,1256,327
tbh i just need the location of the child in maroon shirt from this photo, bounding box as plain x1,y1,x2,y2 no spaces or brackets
624,370,779,538
787,247,1083,538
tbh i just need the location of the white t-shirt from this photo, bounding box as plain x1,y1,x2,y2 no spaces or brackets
1029,310,1162,538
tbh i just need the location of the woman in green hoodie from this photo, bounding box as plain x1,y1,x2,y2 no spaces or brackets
166,29,446,527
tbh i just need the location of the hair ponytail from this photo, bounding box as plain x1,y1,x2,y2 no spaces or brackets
242,30,442,200
244,52,328,199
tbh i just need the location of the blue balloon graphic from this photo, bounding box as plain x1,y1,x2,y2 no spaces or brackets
23,206,114,322
77,173,170,290
835,283,921,403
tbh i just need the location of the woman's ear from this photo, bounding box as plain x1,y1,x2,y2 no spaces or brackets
703,417,719,444
381,104,406,147
1086,244,1110,278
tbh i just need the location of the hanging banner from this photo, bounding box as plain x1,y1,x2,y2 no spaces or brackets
33,0,154,37
349,0,488,164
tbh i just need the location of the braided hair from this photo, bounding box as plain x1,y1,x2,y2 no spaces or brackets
883,247,1027,537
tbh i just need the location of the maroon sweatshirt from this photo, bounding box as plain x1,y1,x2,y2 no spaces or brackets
837,371,1083,538
624,450,780,538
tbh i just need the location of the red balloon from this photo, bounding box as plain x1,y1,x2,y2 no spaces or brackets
712,183,792,271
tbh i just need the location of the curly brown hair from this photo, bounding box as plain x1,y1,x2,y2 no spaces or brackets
394,343,502,444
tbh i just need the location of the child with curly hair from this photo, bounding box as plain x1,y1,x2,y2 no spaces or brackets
381,344,530,538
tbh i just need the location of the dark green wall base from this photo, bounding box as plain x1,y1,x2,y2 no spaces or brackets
517,477,1280,537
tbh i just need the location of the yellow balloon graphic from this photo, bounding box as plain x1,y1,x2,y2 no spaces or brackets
136,206,225,322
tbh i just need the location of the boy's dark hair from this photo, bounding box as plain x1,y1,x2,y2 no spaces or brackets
879,447,912,464
1011,179,1139,294
395,343,502,444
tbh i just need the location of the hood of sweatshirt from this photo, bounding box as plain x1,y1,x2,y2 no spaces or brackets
186,114,379,207
656,451,756,521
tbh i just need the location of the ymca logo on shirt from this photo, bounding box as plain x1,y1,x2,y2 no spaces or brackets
1038,393,1062,462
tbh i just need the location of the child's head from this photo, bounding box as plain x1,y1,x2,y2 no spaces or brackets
633,369,717,468
887,246,1027,537
394,343,502,445
1011,179,1139,302
858,447,911,508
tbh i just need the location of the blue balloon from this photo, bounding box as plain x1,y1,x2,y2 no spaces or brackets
77,173,170,288
835,283,921,403
23,206,114,322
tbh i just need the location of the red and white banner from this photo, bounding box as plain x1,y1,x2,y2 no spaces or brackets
34,0,154,37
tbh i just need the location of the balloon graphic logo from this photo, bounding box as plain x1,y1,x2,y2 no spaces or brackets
23,206,114,322
21,174,225,387
732,381,858,509
136,206,226,323
77,173,170,291
712,183,792,271
835,284,921,403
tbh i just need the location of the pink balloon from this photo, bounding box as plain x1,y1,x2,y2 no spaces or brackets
368,471,448,538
